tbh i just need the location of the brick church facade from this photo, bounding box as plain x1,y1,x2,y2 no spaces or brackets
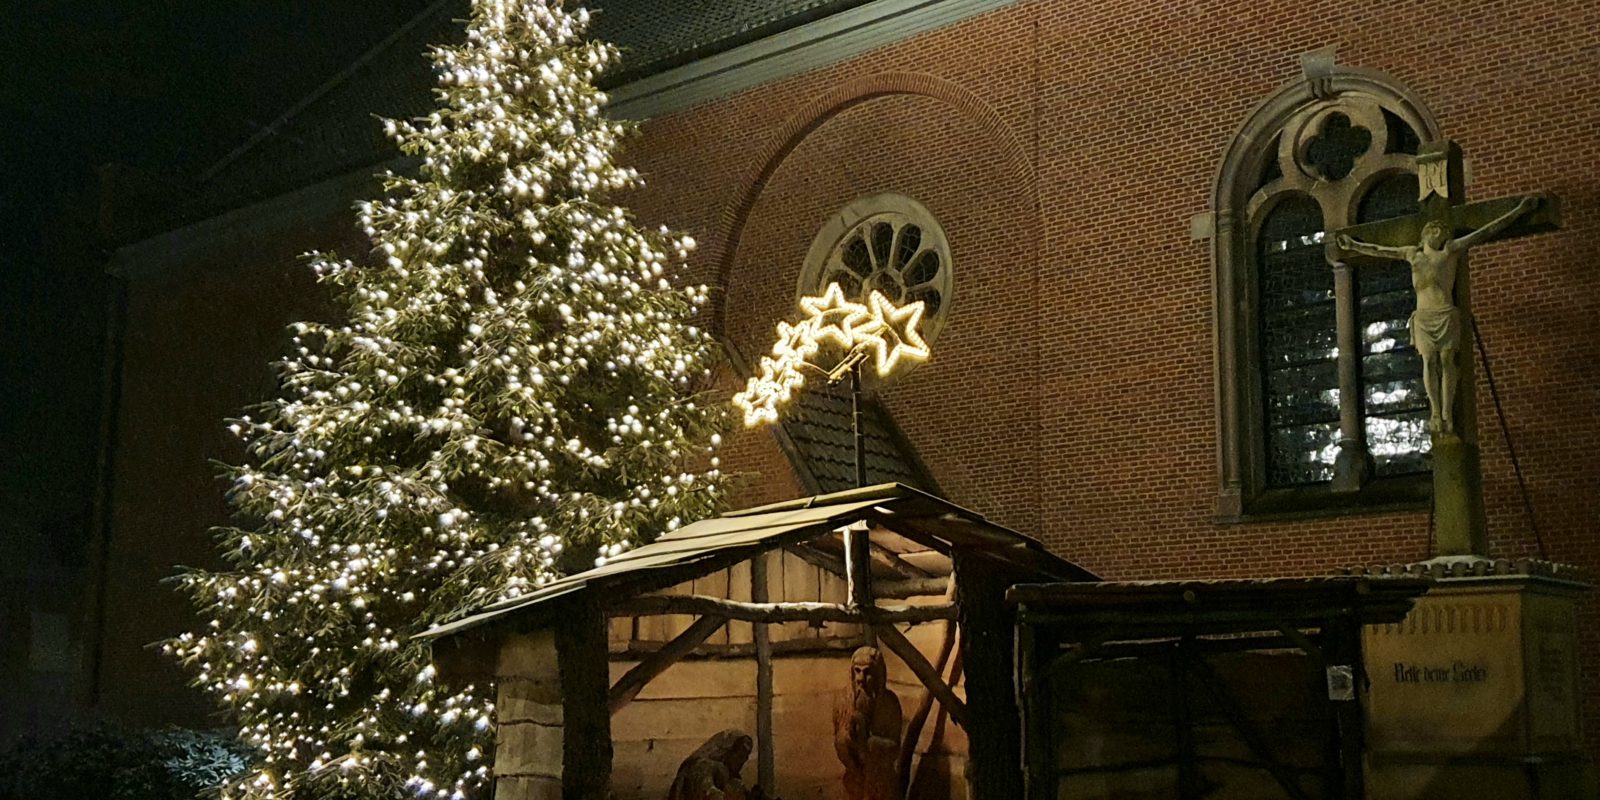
92,0,1600,773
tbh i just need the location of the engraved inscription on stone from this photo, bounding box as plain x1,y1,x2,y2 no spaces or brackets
1391,661,1488,684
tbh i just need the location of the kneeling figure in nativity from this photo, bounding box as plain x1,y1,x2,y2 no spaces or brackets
668,729,770,800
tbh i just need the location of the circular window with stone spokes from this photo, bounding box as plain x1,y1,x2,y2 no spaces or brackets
799,193,953,346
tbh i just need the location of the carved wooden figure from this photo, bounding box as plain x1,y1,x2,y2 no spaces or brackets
833,646,903,800
667,729,756,800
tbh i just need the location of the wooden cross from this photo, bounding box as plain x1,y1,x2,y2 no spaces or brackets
1327,140,1560,557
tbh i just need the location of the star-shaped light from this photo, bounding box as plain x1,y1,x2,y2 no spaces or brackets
772,318,820,365
798,282,872,349
755,354,805,400
732,283,931,428
858,290,930,376
733,379,787,427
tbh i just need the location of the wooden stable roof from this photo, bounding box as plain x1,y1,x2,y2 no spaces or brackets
421,483,1093,642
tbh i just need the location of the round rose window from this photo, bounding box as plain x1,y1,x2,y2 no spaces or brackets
798,193,952,345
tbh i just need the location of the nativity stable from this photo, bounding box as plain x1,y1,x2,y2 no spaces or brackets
422,483,1094,800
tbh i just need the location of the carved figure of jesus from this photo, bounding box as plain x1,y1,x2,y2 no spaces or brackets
1333,195,1538,434
833,646,903,800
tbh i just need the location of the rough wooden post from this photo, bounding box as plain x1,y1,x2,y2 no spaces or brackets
751,552,776,795
1325,616,1366,800
952,550,1024,800
1017,617,1056,800
555,595,612,798
846,522,877,647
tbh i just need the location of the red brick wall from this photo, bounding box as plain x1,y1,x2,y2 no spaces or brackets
614,0,1600,758
106,0,1600,762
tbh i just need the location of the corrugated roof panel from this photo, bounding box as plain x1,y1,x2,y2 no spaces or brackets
422,496,885,639
422,485,1094,641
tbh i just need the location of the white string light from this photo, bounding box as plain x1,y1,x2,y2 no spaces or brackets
732,284,931,427
165,2,728,798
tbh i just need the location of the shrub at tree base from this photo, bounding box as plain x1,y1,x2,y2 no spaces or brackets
0,726,250,800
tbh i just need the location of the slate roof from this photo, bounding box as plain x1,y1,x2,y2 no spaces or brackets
142,0,875,235
780,380,935,495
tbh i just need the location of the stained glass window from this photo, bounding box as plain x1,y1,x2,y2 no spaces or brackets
1259,195,1339,485
1249,98,1430,491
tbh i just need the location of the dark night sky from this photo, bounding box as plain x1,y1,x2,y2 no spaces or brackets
0,1,435,528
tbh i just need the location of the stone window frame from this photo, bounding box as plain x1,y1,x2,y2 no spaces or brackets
798,192,954,348
1212,67,1443,521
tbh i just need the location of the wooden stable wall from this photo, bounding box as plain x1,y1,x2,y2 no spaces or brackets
608,640,967,799
599,551,968,799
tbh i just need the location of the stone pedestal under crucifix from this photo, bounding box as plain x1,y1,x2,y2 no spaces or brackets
1326,140,1560,557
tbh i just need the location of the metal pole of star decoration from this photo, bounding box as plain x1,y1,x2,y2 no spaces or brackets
733,282,932,608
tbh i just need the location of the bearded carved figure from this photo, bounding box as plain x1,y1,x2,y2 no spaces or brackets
667,729,755,800
832,646,903,800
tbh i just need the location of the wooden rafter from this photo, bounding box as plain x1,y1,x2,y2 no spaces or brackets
607,614,727,714
608,594,957,624
802,532,938,580
873,623,967,729
869,540,932,579
784,544,949,598
784,543,848,576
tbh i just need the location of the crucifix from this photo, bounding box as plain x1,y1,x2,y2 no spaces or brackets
1326,140,1560,557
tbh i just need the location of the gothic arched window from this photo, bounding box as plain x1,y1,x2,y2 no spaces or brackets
1214,71,1441,517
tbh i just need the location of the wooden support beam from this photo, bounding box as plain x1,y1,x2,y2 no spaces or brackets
1324,618,1366,800
785,542,848,577
1041,631,1113,682
874,623,967,729
751,552,775,797
607,614,727,714
869,540,932,579
608,594,957,624
799,534,940,581
896,617,953,780
1272,623,1327,668
786,545,949,598
555,595,612,797
879,576,951,599
953,549,1025,800
1184,648,1313,800
845,524,875,647
1018,621,1057,800
610,635,865,661
1170,643,1200,800
1043,631,1316,678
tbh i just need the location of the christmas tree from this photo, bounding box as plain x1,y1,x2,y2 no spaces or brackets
166,2,727,797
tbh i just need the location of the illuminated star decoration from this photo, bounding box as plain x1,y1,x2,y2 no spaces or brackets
732,284,931,427
798,282,872,348
861,289,930,376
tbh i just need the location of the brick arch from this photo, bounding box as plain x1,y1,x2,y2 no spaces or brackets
708,71,1038,334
